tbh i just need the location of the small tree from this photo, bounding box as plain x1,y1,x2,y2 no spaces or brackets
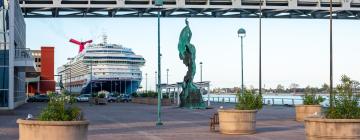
276,84,285,93
290,83,299,94
326,75,360,119
236,90,263,110
39,93,82,121
321,83,330,93
303,86,324,105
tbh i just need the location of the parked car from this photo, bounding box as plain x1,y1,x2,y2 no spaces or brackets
107,94,118,102
27,94,49,102
118,94,132,102
76,94,91,102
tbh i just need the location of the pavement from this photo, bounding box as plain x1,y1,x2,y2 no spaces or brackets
0,102,305,140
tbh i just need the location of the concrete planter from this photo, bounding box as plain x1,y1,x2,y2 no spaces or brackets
97,98,108,105
304,117,360,140
218,109,257,135
89,98,96,104
295,105,322,121
17,119,89,140
132,98,172,106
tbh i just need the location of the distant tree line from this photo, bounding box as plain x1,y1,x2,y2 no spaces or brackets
212,80,360,94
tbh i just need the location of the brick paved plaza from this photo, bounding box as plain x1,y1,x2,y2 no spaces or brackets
0,102,305,140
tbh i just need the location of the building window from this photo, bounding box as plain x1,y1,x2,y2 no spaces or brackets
0,90,8,107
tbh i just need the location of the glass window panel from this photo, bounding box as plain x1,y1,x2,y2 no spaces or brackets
0,49,9,66
0,90,8,107
0,67,9,89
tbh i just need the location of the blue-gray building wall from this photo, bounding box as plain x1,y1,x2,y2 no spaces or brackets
0,0,27,110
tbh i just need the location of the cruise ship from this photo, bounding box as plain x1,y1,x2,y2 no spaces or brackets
57,36,145,95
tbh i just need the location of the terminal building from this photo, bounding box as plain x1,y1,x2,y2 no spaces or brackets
26,47,55,96
0,0,36,110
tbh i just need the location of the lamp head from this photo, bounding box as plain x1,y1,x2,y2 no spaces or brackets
237,28,246,37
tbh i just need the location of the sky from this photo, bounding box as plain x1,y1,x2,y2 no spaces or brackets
25,18,360,90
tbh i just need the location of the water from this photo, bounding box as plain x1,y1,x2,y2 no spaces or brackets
203,93,330,107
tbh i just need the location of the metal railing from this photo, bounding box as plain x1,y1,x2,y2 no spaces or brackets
15,48,34,60
203,96,304,106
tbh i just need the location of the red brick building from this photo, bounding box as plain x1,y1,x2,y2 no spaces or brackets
27,47,55,95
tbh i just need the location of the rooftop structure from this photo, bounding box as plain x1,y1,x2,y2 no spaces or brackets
18,0,360,19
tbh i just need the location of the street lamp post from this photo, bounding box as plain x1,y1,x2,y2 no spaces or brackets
90,61,93,95
200,62,203,82
155,0,164,126
64,64,71,94
155,71,157,92
238,28,246,95
166,69,169,85
166,68,169,97
54,74,63,92
145,73,148,93
329,0,334,108
259,0,263,95
66,58,73,94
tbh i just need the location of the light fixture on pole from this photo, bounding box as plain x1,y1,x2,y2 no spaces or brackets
238,28,246,95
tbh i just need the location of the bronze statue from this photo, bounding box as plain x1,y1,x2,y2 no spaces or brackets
178,18,206,109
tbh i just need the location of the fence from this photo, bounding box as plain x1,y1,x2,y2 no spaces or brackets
203,96,304,106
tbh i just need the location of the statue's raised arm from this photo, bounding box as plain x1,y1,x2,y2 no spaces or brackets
178,18,192,60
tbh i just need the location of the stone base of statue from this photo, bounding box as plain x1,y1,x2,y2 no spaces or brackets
180,85,207,109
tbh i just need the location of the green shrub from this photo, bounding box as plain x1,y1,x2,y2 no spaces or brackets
163,94,169,99
60,89,70,95
98,93,106,98
235,90,263,110
131,92,138,97
325,75,360,119
303,87,325,105
140,93,148,97
39,93,82,121
147,91,157,98
91,93,97,97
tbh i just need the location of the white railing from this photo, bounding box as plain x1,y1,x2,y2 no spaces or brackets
15,48,34,60
203,96,307,106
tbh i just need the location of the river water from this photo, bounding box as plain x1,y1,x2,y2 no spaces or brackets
202,93,330,107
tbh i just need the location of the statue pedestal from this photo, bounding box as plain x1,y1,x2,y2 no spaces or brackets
180,87,207,109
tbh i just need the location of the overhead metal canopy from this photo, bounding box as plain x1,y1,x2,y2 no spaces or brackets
19,0,360,19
